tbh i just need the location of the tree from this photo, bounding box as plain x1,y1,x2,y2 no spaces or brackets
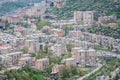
62,66,70,78
70,65,77,75
44,45,48,53
77,69,85,76
66,44,74,52
62,24,74,36
37,20,51,30
22,47,28,54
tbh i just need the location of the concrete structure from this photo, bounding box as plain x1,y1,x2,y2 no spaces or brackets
18,57,35,67
50,29,64,37
74,11,94,26
7,52,22,65
2,15,24,24
0,44,12,54
98,15,117,25
51,64,64,76
71,48,97,66
68,31,120,52
54,0,66,8
35,58,49,70
25,39,40,54
0,55,12,68
52,43,67,56
62,57,76,70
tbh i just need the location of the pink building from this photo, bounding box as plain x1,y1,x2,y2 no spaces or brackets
0,44,12,54
18,57,35,67
35,58,49,70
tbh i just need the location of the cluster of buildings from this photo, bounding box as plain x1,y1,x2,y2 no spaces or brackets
68,31,120,52
51,47,98,76
0,0,119,78
1,6,46,24
0,24,99,77
18,54,49,71
97,15,117,27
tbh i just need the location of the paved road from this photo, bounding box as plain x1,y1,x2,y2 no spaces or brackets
77,64,103,80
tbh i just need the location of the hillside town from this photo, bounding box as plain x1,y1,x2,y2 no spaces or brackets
0,0,120,80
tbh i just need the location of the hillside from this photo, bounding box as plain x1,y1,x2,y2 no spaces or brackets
48,0,120,20
0,0,43,16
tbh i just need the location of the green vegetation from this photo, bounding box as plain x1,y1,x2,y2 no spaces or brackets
4,66,44,80
94,45,113,52
2,65,85,80
48,0,120,19
66,44,74,52
88,26,120,39
0,2,27,16
37,20,51,30
62,24,74,36
0,0,43,16
83,58,120,80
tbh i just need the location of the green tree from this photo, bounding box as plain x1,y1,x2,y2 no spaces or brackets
66,44,74,52
44,45,48,53
22,47,28,54
37,20,51,30
70,65,77,75
62,66,70,78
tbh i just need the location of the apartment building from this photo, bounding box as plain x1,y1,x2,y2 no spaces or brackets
0,44,12,54
68,31,120,52
18,57,35,67
74,11,94,26
35,58,49,70
2,15,24,24
52,43,67,56
51,64,64,76
7,51,22,65
0,55,12,68
25,39,40,54
50,29,65,37
62,57,76,70
71,48,97,66
98,15,117,24
14,26,26,36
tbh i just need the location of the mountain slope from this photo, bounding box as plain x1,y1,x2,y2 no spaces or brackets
48,0,120,19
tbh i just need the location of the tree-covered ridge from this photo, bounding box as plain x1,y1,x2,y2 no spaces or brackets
0,2,27,16
0,0,43,16
48,0,120,19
